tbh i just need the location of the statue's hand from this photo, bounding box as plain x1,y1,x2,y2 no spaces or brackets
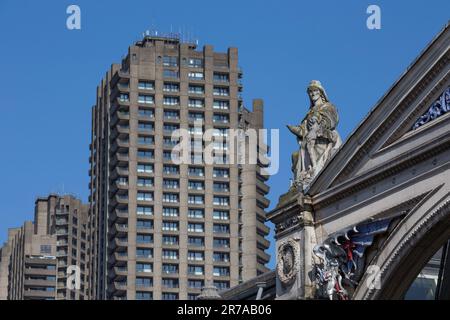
287,125,303,138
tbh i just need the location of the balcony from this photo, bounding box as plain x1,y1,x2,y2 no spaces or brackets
55,219,68,226
114,281,127,291
110,166,129,180
108,208,128,224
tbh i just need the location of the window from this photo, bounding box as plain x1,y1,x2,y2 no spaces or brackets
164,110,179,120
163,123,179,133
136,292,153,300
137,192,153,202
213,114,229,123
213,210,229,220
188,112,204,121
163,96,179,106
213,182,229,192
162,221,179,232
136,248,153,258
138,122,154,131
188,58,203,68
188,180,204,190
163,56,178,67
163,207,179,217
137,220,153,230
162,235,179,245
138,108,154,118
138,81,154,90
163,165,179,175
136,277,153,287
188,72,204,80
40,245,52,254
213,168,229,178
188,237,204,247
136,263,152,273
163,179,179,189
138,150,154,159
213,73,229,82
162,249,178,260
189,126,203,135
214,281,229,290
213,100,230,110
137,234,153,244
188,294,199,300
188,98,204,108
163,193,179,203
137,178,153,187
188,167,204,177
188,195,204,205
162,293,178,300
137,206,153,216
188,265,204,276
188,279,204,289
163,69,179,79
213,252,230,262
213,266,230,277
188,209,204,219
138,95,154,104
213,196,229,206
188,251,204,261
163,137,179,147
213,238,230,248
188,223,204,233
138,136,154,145
119,93,129,102
188,85,204,94
213,87,229,96
162,264,179,274
163,82,179,92
138,163,153,173
213,224,230,234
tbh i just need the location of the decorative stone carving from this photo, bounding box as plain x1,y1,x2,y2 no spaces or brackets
313,218,392,300
412,86,450,129
277,239,300,286
288,80,342,191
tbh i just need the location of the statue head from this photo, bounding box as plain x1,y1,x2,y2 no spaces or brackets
307,80,329,107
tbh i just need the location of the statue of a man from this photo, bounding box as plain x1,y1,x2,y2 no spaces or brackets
288,80,342,189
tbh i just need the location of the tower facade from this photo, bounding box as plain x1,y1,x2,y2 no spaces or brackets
88,34,271,300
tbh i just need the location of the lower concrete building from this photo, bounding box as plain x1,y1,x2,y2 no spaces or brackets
0,194,89,300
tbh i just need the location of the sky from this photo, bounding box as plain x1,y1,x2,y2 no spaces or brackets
0,0,448,269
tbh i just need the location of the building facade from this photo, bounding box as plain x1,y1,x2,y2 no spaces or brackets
0,194,89,300
222,23,450,301
88,34,271,300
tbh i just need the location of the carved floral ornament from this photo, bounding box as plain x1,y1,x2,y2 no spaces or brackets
277,239,300,285
412,86,450,129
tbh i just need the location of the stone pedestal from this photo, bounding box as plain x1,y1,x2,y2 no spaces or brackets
268,187,316,300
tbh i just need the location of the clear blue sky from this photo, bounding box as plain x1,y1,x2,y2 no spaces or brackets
0,0,448,269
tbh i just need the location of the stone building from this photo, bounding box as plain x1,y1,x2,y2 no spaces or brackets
87,33,271,300
221,23,450,300
0,194,89,300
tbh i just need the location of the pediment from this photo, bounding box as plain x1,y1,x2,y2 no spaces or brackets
308,24,450,195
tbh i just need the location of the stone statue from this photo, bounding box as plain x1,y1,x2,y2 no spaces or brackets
287,80,342,190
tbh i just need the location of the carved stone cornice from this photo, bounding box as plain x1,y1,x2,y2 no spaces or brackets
312,133,450,210
334,51,449,186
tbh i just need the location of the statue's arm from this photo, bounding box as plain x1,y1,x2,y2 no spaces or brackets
287,124,304,139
